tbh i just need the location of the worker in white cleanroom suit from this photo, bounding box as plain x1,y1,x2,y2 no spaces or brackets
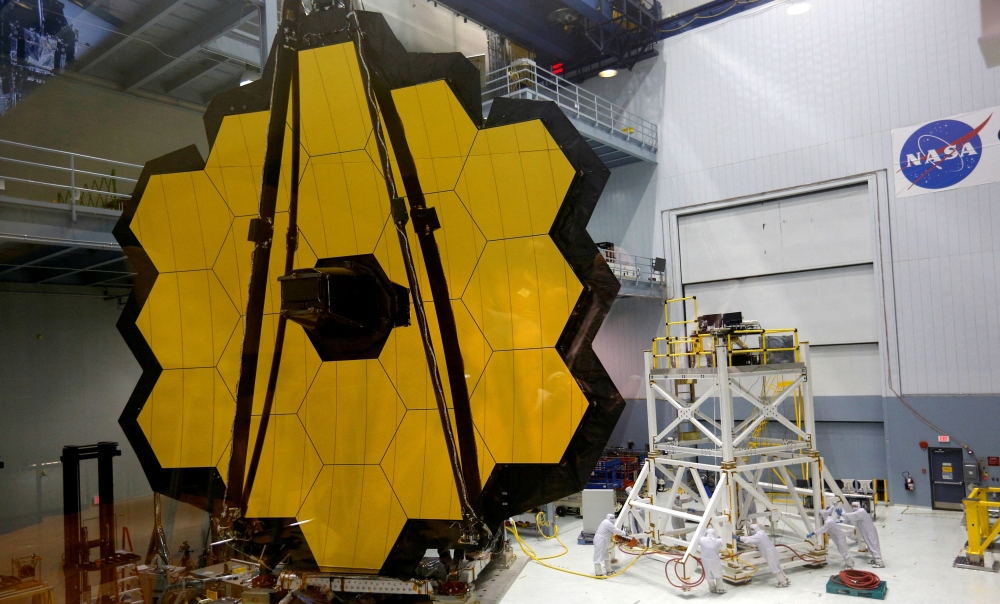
593,513,628,576
808,506,854,568
698,528,727,594
739,524,790,587
843,502,883,567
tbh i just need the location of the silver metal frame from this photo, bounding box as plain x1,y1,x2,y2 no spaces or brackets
659,170,901,490
617,343,856,584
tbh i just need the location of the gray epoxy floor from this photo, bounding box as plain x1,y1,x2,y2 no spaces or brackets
499,505,999,603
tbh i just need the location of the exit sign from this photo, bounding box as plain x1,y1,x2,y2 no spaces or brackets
938,435,950,443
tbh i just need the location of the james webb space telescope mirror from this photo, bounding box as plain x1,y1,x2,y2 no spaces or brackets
114,2,624,575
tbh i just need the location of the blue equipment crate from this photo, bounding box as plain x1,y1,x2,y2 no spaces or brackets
825,577,887,599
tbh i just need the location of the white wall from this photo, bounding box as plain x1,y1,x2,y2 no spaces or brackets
0,76,209,164
0,289,147,533
584,0,1000,395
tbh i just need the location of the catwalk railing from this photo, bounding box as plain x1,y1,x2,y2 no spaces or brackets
0,139,141,217
482,59,658,153
599,247,665,286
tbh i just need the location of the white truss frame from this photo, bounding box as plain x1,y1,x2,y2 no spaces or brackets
616,343,854,584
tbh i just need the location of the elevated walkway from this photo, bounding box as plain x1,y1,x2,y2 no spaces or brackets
482,59,658,168
598,247,666,298
0,140,138,289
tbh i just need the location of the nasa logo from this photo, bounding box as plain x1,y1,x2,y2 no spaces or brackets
899,116,991,190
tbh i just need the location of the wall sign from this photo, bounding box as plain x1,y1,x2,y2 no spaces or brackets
938,435,950,443
989,457,1000,467
892,107,1000,197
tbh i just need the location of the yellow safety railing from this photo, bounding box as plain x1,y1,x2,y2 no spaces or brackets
963,487,1000,559
653,297,801,369
653,297,708,368
726,328,800,365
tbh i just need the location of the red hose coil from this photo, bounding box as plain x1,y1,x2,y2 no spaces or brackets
664,556,705,589
831,569,881,590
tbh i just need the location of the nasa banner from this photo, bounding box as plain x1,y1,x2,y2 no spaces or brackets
892,107,1000,198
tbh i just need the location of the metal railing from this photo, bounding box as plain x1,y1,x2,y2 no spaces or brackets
599,247,665,285
482,59,658,152
0,139,142,217
653,295,801,369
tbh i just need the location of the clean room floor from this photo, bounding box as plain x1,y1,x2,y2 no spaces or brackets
498,505,999,603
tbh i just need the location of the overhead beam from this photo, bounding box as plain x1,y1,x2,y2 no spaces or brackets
0,246,75,278
86,273,136,288
657,0,778,41
433,0,577,59
37,255,129,285
122,3,255,93
565,0,660,38
75,0,190,73
204,34,263,68
223,14,267,68
560,0,612,22
161,60,228,95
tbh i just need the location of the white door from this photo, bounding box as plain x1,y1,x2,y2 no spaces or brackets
676,183,882,400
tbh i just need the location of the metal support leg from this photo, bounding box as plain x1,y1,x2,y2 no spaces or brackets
801,343,823,532
716,344,741,548
540,502,555,538
70,154,77,223
647,456,659,541
717,344,734,462
801,343,817,449
645,351,657,450
682,473,728,563
97,443,117,592
61,446,82,604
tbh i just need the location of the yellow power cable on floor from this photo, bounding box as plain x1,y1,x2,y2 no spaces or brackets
529,512,568,560
507,521,648,580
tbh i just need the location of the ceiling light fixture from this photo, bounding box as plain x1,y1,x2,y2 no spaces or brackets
598,68,618,78
786,2,810,15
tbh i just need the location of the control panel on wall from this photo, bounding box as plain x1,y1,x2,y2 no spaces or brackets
964,461,980,484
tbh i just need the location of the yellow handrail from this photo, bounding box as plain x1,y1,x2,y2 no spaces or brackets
653,298,800,368
654,297,700,368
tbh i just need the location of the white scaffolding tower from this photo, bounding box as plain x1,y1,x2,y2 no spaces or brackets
615,341,854,584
